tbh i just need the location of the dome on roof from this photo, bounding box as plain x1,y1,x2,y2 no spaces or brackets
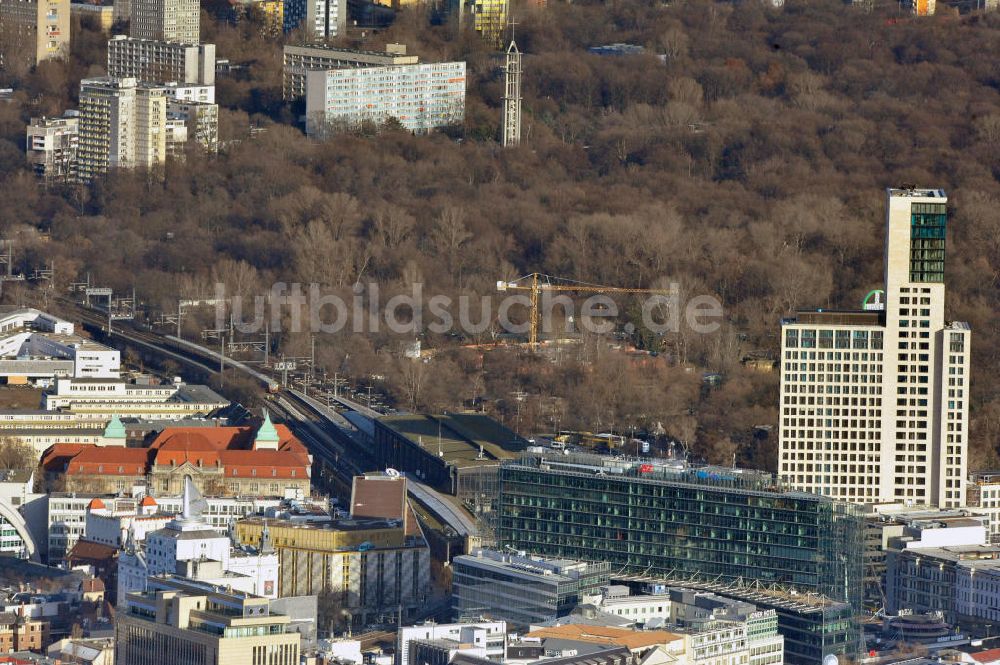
87,498,106,510
140,496,157,506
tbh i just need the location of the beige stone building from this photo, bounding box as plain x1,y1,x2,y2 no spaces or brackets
779,188,970,507
116,578,300,665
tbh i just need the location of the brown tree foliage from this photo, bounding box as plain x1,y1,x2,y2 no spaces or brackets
1,2,999,468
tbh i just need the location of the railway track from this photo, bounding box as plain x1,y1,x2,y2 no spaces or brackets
60,299,478,538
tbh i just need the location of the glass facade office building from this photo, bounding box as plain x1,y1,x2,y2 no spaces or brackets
497,452,863,607
497,453,863,665
452,549,609,628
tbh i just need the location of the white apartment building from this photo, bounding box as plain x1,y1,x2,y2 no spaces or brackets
167,99,218,152
282,43,417,101
163,82,215,103
128,0,198,42
779,188,971,507
397,621,506,665
283,0,344,41
107,35,215,85
78,77,171,181
26,113,78,183
305,61,465,136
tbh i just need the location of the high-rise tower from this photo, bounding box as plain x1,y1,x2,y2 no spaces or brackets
778,188,970,507
129,0,199,42
500,38,521,148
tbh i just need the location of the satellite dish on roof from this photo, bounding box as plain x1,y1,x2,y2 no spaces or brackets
385,468,401,479
823,655,839,665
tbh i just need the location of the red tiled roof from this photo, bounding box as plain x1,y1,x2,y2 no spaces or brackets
140,496,157,506
65,447,152,476
150,424,306,454
82,578,106,593
87,498,106,510
67,539,119,562
217,450,310,478
972,649,1000,663
54,426,310,480
41,443,93,471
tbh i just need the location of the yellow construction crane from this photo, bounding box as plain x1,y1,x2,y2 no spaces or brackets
496,273,674,347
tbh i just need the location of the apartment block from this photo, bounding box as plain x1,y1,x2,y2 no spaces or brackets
0,0,70,67
168,99,218,152
282,43,416,101
305,61,465,135
25,114,78,183
129,0,198,42
108,35,216,85
448,0,506,47
70,1,113,31
77,77,170,181
283,0,343,40
778,188,971,507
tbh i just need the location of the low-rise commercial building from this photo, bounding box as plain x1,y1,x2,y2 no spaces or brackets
236,474,431,628
42,376,228,417
117,482,279,602
887,544,1000,628
0,308,119,384
115,578,300,665
864,506,988,611
46,490,283,564
397,621,506,665
452,548,610,629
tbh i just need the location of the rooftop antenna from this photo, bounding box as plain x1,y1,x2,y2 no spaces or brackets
501,19,522,148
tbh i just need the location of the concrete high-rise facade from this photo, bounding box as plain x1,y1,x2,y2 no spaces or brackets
282,43,417,102
778,188,971,507
305,61,465,136
77,77,170,181
283,0,344,40
108,35,216,85
129,0,198,43
0,0,70,67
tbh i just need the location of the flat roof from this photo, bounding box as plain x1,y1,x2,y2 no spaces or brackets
240,516,402,532
786,310,884,326
377,413,529,468
888,187,946,198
